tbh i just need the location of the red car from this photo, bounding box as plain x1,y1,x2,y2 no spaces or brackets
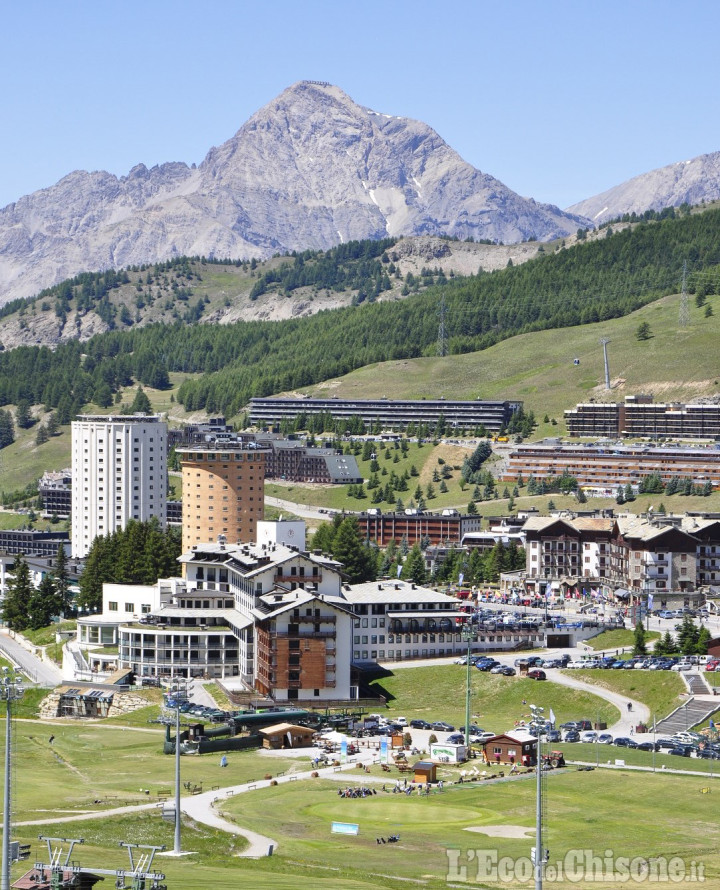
527,669,547,681
705,661,719,672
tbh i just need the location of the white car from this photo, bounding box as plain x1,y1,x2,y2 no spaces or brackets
580,731,597,743
395,717,408,727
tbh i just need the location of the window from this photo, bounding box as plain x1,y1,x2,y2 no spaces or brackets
108,601,118,611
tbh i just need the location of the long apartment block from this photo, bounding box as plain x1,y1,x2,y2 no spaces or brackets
250,396,522,431
565,395,720,439
503,442,720,489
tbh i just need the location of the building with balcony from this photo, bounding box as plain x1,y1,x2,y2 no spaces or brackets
615,516,699,594
39,469,72,519
503,442,720,491
522,516,618,594
250,396,522,431
341,579,469,663
357,509,482,547
71,414,167,558
565,395,720,439
72,522,352,701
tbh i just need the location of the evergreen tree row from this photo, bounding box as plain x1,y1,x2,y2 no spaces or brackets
77,519,182,612
1,207,720,418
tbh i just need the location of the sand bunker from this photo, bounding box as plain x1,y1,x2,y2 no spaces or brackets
465,825,534,838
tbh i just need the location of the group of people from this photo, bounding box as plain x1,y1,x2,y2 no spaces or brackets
376,835,400,844
337,786,376,798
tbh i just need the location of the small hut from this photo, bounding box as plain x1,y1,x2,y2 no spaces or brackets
483,730,538,766
413,761,437,784
259,723,316,749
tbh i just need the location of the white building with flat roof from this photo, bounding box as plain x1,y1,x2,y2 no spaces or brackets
71,414,167,558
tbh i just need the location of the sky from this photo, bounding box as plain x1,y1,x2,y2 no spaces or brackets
2,0,720,212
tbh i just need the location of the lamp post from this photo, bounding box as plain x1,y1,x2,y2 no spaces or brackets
461,620,476,749
170,678,189,855
1,669,24,890
529,704,546,890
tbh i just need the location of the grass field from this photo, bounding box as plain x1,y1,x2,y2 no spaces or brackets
218,768,720,889
584,628,660,652
569,669,687,722
368,664,619,730
306,291,720,431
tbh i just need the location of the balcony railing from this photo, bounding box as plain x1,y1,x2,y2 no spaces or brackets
274,574,322,584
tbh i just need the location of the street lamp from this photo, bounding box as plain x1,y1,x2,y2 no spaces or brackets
0,668,24,890
460,620,476,749
529,704,547,890
168,678,190,855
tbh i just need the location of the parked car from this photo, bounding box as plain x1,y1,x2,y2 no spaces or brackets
613,737,638,748
499,666,517,676
527,669,546,681
431,721,455,732
668,746,692,757
657,610,674,619
563,730,580,742
636,741,660,752
597,733,614,744
447,733,466,744
580,731,598,743
410,719,431,730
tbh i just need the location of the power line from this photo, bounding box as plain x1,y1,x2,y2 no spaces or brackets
679,260,689,328
437,293,447,357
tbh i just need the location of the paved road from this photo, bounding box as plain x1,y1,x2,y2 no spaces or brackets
265,495,326,520
0,630,62,686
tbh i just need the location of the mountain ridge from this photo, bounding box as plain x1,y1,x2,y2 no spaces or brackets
0,81,588,305
567,151,720,224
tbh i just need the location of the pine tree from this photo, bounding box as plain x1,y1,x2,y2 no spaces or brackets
53,544,72,615
2,557,32,630
632,621,647,656
331,517,375,583
401,543,427,584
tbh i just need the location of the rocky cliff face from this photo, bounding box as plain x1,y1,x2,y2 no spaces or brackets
567,151,720,224
0,81,588,304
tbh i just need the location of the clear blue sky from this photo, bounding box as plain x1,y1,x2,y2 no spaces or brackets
3,0,719,212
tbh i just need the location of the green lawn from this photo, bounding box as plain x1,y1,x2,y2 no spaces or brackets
219,768,720,889
570,669,687,722
368,664,619,731
304,291,720,431
585,628,660,652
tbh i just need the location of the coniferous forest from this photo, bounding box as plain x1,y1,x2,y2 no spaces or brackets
1,207,720,419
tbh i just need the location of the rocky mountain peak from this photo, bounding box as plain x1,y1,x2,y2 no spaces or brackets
0,82,588,304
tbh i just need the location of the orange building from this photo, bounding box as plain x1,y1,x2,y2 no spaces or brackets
177,443,270,552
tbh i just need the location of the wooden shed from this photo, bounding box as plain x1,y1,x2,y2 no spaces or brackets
259,722,316,749
483,730,538,766
413,761,437,784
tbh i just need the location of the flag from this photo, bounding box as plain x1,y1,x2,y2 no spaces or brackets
396,563,402,578
711,719,717,732
545,583,552,599
458,572,464,585
549,708,556,725
647,593,654,611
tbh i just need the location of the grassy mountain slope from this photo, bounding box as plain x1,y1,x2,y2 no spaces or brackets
305,290,719,426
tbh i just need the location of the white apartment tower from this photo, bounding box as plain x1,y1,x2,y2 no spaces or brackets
71,414,167,558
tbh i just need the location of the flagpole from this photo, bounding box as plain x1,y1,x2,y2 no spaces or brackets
652,716,656,773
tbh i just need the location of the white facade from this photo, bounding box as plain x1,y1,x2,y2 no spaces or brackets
71,414,167,558
256,519,306,551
